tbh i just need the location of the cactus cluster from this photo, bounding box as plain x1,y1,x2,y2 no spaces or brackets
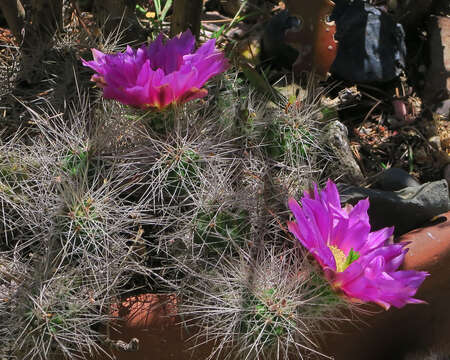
179,247,350,360
0,37,356,360
0,99,157,359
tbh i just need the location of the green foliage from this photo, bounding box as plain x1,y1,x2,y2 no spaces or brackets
194,208,249,252
0,154,30,184
241,64,283,104
302,271,344,310
241,287,295,343
0,155,31,206
137,0,173,34
215,73,247,129
344,248,360,269
69,197,98,232
265,118,313,162
132,109,178,134
61,148,88,177
153,0,173,23
0,25,339,359
211,14,248,40
320,106,338,121
166,148,201,197
56,196,101,257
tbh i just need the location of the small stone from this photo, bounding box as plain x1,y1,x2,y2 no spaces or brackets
428,136,442,150
414,147,429,164
338,86,361,106
386,114,403,128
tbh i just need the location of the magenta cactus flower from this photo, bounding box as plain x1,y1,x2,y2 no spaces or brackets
287,180,428,310
81,30,229,110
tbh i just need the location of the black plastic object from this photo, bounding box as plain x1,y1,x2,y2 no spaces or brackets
330,0,406,83
260,10,300,70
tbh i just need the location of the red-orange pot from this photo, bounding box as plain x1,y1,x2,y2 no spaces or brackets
320,211,450,359
103,293,216,360
110,293,178,329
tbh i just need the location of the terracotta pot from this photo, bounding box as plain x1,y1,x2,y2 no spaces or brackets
401,211,450,293
101,293,217,360
110,293,178,329
320,212,450,359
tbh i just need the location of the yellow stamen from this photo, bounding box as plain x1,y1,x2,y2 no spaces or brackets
329,245,347,272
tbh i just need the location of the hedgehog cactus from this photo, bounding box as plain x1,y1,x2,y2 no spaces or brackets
178,247,350,360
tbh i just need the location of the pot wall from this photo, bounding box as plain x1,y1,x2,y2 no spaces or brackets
103,293,218,360
320,212,450,359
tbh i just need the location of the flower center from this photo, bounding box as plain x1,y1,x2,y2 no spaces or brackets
329,246,360,272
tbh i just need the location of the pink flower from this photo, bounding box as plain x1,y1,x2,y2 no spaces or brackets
287,180,428,309
81,30,229,110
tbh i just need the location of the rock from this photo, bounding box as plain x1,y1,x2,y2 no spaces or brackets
424,16,450,106
444,164,450,189
330,0,406,83
322,120,364,185
428,135,442,151
435,98,450,118
372,168,420,191
414,147,429,165
337,180,449,236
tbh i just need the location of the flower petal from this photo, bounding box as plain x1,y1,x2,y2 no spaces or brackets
81,30,227,110
362,226,394,254
145,30,196,74
287,179,429,309
288,198,336,269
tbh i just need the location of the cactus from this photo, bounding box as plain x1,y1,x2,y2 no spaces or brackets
61,147,89,177
179,246,352,360
0,24,343,359
194,207,249,255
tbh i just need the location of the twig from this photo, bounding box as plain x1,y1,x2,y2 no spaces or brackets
357,100,382,131
68,0,95,42
201,19,233,24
